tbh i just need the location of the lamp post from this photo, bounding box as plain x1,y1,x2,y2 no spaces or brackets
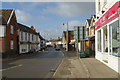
63,22,69,51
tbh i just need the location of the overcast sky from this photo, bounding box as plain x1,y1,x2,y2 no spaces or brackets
2,2,95,40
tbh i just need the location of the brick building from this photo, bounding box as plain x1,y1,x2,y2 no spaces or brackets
61,30,75,51
0,9,18,58
84,15,96,57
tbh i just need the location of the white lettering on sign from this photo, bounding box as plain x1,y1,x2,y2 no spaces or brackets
108,12,117,20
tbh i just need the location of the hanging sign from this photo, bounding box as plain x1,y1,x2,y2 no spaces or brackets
95,1,120,30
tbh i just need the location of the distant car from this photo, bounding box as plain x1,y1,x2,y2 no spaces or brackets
55,46,60,51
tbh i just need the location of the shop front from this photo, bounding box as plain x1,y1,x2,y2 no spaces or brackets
95,1,120,73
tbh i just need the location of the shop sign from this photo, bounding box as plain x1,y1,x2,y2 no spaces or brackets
86,41,89,48
95,1,120,30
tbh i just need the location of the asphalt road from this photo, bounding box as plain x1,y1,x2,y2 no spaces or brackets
2,47,64,78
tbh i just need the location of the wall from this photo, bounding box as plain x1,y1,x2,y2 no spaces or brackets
4,12,17,53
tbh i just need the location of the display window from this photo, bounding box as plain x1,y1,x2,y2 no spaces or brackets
97,30,101,52
109,20,119,57
103,26,108,52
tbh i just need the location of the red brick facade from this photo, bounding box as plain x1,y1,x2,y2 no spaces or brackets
0,10,18,57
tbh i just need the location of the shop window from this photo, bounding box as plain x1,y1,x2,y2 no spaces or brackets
97,30,101,52
109,20,119,57
103,26,108,52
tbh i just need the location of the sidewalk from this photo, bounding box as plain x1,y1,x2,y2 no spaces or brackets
2,51,42,62
53,49,119,79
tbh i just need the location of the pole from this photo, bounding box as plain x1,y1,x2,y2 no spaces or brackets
67,22,69,51
77,27,79,57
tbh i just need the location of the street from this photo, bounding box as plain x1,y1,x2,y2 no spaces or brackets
2,47,64,78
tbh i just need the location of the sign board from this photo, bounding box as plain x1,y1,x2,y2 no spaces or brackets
95,1,119,30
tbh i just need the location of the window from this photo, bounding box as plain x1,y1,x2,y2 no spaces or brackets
25,32,27,41
36,35,38,42
97,30,101,52
109,20,119,57
21,32,23,41
10,40,14,49
10,25,14,34
0,25,6,37
32,35,34,41
98,0,101,12
103,26,108,52
28,33,30,41
91,29,94,35
104,0,107,5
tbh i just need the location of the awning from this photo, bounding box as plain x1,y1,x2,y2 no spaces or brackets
69,40,75,44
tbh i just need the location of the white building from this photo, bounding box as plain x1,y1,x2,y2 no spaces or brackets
17,23,41,54
95,0,120,73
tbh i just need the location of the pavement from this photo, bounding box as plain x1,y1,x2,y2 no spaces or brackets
53,49,119,80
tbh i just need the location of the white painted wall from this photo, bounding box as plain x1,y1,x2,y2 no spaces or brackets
95,0,120,73
20,44,28,53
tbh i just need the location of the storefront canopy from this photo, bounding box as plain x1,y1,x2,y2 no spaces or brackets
69,40,75,44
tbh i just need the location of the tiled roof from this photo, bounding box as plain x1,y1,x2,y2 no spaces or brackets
17,23,38,35
0,9,13,25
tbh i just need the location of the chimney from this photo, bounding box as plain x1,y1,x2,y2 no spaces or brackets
31,26,36,31
31,26,34,30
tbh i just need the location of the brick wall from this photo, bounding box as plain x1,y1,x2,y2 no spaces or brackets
2,12,18,57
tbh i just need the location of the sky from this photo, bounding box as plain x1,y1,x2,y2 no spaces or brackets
2,2,95,40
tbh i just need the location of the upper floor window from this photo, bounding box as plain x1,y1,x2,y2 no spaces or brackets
0,25,6,37
21,32,23,41
36,35,38,42
28,33,30,41
32,35,34,41
104,0,107,5
10,25,14,34
25,32,27,41
98,0,101,12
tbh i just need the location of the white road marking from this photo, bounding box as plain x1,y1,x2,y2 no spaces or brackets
43,51,62,52
0,64,23,72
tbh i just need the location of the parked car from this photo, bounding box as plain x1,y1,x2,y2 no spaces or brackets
55,46,60,51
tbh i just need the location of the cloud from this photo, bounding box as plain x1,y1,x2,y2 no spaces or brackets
37,16,53,22
61,20,85,30
42,2,95,18
40,28,63,40
2,0,95,2
15,9,32,23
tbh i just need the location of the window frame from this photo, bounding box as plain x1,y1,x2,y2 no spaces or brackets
10,25,14,34
10,40,14,50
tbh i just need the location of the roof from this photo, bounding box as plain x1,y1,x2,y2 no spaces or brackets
0,9,13,25
86,19,91,26
39,34,45,40
17,23,38,35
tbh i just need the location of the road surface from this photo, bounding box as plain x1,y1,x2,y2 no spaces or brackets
2,47,64,78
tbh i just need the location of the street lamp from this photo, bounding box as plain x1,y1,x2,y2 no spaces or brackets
63,22,69,51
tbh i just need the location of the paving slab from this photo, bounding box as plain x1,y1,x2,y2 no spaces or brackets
81,58,118,78
53,50,119,79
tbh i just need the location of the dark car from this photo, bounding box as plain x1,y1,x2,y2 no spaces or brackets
55,46,60,51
